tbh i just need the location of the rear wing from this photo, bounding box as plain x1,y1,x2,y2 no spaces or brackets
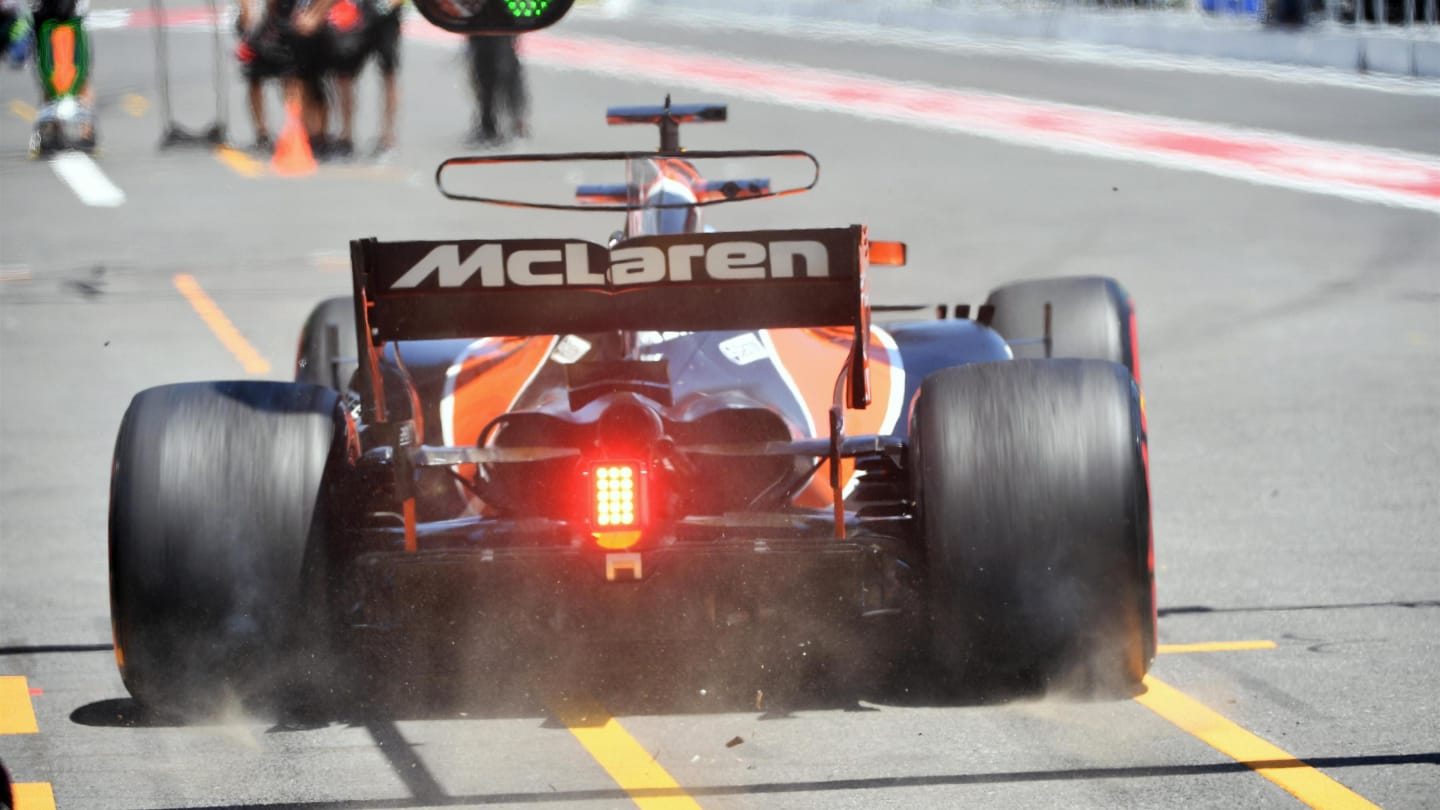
349,225,874,416
606,103,727,127
605,100,726,150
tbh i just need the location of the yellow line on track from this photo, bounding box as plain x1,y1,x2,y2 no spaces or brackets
1158,640,1277,654
550,696,701,810
1137,675,1380,810
9,99,37,122
214,146,265,178
172,274,272,375
122,93,149,117
13,782,57,810
0,675,39,734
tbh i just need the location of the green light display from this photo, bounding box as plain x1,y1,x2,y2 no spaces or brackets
505,0,551,18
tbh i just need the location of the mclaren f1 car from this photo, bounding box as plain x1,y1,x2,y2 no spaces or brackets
108,101,1155,715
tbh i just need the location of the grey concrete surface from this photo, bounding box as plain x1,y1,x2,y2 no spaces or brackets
1,8,1438,810
560,10,1440,155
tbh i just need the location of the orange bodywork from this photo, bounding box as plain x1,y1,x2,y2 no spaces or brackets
446,336,559,449
766,328,901,506
443,328,901,507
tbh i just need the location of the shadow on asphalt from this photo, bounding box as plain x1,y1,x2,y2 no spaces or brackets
92,753,1440,810
1159,598,1440,616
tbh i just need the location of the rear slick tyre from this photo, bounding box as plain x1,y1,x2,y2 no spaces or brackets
984,276,1141,382
295,296,360,391
911,359,1154,698
108,381,355,718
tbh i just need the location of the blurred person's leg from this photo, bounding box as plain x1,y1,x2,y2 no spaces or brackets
377,67,397,151
30,0,94,146
332,72,355,156
246,77,270,146
237,11,286,150
326,0,367,158
370,0,401,154
284,12,330,153
466,34,499,144
501,35,526,138
306,77,327,150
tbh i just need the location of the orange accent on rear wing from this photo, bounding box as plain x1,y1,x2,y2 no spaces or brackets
869,241,907,266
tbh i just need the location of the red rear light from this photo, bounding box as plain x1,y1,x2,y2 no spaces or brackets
590,462,646,549
594,464,638,527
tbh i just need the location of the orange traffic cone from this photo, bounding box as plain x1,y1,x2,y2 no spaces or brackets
271,97,316,177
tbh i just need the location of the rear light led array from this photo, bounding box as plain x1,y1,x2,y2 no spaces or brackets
594,464,637,528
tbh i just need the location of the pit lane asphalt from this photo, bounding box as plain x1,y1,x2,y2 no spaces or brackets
1,4,1437,808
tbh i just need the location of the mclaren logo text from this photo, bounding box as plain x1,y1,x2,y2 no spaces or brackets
389,239,830,290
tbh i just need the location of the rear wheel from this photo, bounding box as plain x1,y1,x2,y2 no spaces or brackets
109,381,356,717
985,276,1141,382
296,296,360,390
1,758,12,809
910,359,1154,697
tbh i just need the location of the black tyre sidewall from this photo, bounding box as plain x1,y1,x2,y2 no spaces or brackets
912,359,1154,696
0,758,12,810
985,276,1140,381
295,296,360,390
109,381,354,715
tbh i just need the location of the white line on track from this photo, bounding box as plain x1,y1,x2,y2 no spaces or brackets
49,152,126,207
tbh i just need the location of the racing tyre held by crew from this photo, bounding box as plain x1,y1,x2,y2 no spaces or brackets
911,359,1154,697
984,276,1141,381
109,381,356,716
